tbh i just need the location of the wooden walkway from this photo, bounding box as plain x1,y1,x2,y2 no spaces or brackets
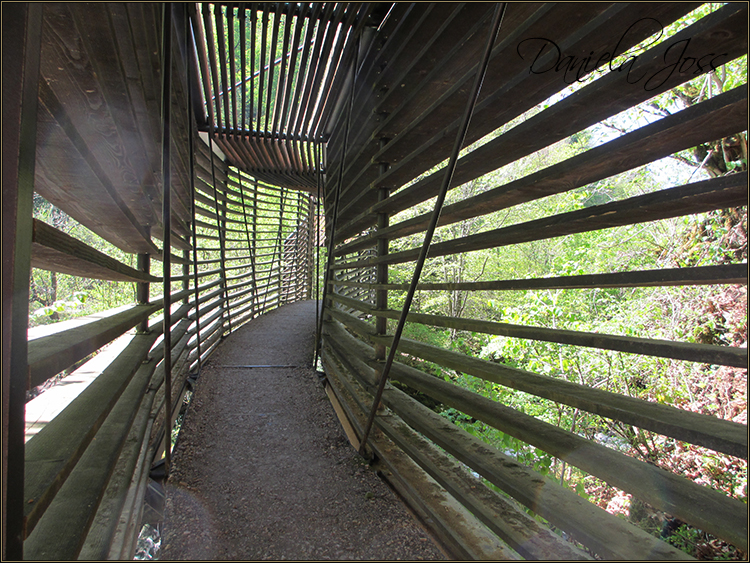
158,301,446,560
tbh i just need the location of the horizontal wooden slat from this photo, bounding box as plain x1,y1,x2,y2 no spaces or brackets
321,348,522,560
327,318,748,551
332,292,747,368
322,336,591,560
24,331,159,537
30,219,160,283
337,84,748,256
335,3,747,237
334,173,748,269
27,303,161,389
329,264,748,292
23,346,161,559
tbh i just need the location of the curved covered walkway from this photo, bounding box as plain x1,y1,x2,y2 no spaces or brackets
160,301,445,560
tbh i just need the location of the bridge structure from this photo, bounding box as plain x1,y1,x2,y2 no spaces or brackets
3,2,747,559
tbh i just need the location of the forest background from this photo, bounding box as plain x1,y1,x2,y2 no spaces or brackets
28,4,747,560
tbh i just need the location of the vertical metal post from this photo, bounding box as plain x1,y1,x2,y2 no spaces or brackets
182,250,189,300
187,3,202,372
314,51,359,360
237,170,259,318
374,138,391,363
137,251,151,333
359,3,507,454
268,188,286,309
2,4,42,557
161,1,173,476
306,193,315,301
314,143,322,368
219,180,232,333
207,132,230,335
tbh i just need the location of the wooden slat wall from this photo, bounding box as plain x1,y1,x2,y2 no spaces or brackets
16,5,317,559
5,2,746,560
319,2,748,559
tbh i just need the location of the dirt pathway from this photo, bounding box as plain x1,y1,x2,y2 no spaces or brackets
159,300,445,560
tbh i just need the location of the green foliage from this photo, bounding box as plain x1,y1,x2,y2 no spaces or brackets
29,196,137,328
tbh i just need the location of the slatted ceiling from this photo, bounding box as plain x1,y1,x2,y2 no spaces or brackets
192,2,374,190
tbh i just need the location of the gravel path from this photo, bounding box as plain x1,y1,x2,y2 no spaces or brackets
159,300,446,560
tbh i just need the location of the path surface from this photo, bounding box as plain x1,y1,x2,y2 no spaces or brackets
160,300,445,560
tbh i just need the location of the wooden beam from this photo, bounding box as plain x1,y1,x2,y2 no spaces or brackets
23,349,159,559
323,331,690,560
332,292,748,369
328,264,748,292
326,319,748,551
323,340,591,560
30,219,160,283
322,350,519,560
335,173,748,269
27,303,160,389
337,84,748,256
37,79,159,256
324,322,709,559
2,3,43,557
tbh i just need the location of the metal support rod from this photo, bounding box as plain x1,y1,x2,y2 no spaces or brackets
161,1,173,476
374,138,391,364
251,178,259,313
359,3,507,454
137,251,151,333
207,128,230,334
275,189,286,304
262,187,287,311
237,170,259,317
3,3,42,557
314,142,322,368
314,48,359,360
187,3,202,372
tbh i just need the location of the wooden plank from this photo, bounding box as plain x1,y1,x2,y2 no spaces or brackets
329,305,746,458
25,333,135,442
322,331,691,560
335,3,746,239
337,173,748,269
37,29,158,254
24,331,159,538
33,105,153,256
77,356,158,559
329,264,748,292
67,3,160,229
323,338,591,560
30,219,160,283
27,303,160,389
332,292,748,368
322,351,520,561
